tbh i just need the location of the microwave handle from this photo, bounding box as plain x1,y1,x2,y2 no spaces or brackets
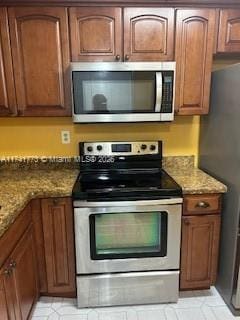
155,72,163,112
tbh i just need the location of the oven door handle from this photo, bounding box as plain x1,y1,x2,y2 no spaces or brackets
155,72,163,112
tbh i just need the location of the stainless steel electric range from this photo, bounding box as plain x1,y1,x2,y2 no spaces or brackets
72,141,182,308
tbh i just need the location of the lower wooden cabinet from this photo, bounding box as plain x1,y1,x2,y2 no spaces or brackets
180,214,221,290
41,198,76,296
0,225,38,320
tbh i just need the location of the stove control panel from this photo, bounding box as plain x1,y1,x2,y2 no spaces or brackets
82,141,160,156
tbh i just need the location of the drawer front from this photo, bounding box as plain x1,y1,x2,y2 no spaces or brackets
77,271,179,308
183,194,221,215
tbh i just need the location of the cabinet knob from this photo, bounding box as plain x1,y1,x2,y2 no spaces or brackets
115,54,120,61
125,55,130,61
53,199,58,206
9,261,16,269
183,218,190,226
3,268,12,276
195,201,210,209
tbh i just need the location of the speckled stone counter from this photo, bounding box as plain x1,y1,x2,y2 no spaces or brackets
163,156,227,195
0,169,79,239
0,156,227,239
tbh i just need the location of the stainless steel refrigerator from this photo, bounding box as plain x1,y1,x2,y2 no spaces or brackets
199,63,240,315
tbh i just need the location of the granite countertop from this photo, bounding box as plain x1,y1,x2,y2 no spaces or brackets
0,168,79,239
0,156,227,239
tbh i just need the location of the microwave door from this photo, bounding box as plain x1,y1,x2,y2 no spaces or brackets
155,72,163,113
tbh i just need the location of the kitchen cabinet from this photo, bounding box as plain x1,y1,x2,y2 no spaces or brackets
41,197,76,296
70,7,122,62
70,7,174,62
31,199,48,294
217,9,240,53
124,8,175,61
180,194,221,290
175,9,217,115
8,7,71,116
0,225,38,320
0,8,16,116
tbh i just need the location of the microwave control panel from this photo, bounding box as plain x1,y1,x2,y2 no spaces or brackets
161,71,174,113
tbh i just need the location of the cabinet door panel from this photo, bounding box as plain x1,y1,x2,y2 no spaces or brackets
0,8,16,116
0,273,14,320
175,9,216,115
8,7,71,116
124,8,174,61
11,226,38,320
70,7,122,61
218,9,240,53
41,198,76,295
180,215,221,290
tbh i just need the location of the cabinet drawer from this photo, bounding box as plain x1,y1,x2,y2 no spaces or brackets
183,194,221,215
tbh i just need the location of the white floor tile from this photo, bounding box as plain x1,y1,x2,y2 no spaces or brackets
164,307,178,320
32,287,238,320
211,306,235,320
175,308,206,320
201,305,217,320
32,307,54,317
57,305,90,315
136,309,166,320
87,310,99,320
98,311,127,320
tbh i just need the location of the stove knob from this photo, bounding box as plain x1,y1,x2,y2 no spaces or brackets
141,144,147,150
150,145,156,151
97,145,103,151
87,146,93,152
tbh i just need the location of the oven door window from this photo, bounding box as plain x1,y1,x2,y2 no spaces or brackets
89,212,167,260
72,71,156,114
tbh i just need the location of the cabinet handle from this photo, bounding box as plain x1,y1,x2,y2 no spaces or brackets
195,201,210,209
183,218,190,226
115,54,120,61
9,261,16,269
125,55,130,61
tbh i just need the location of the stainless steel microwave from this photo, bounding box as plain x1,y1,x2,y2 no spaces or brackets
71,62,176,123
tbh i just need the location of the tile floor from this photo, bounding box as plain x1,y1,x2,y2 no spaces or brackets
32,287,240,320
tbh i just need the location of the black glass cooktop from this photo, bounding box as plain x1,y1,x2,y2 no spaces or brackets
72,169,182,201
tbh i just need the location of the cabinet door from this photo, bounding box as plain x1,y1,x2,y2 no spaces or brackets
8,7,71,116
218,9,240,53
41,198,76,295
180,215,221,290
175,9,216,115
0,271,15,320
0,8,16,116
10,226,38,320
124,8,174,61
70,7,122,62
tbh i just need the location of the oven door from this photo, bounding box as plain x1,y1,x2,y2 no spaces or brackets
74,199,182,274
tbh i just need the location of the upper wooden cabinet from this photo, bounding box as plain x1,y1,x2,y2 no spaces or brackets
217,9,240,53
0,8,17,116
8,7,71,116
124,8,175,61
70,7,122,62
70,7,174,62
175,9,217,115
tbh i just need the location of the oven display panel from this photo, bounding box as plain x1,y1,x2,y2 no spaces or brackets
111,144,132,153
